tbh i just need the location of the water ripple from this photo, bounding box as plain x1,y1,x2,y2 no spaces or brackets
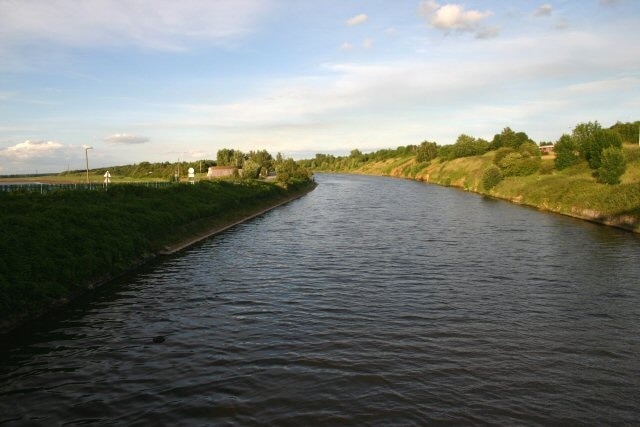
2,174,640,425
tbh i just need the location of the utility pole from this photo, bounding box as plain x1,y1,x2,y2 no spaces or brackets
85,146,93,185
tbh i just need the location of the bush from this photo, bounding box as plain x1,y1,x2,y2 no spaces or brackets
585,129,622,169
554,134,581,170
416,141,438,162
482,165,503,190
493,147,516,166
498,152,541,177
597,147,626,184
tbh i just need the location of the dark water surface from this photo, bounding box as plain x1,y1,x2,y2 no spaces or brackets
2,173,640,425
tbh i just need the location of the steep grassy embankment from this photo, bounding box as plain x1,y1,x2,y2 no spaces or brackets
329,145,640,232
0,179,316,332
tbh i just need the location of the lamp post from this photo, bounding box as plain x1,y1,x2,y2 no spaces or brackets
85,146,93,185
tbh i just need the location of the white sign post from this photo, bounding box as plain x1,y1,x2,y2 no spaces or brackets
188,167,195,184
103,171,111,190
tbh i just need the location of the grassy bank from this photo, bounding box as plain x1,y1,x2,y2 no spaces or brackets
310,144,640,232
0,179,316,332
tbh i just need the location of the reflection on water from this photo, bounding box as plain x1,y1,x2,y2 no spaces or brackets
2,173,640,425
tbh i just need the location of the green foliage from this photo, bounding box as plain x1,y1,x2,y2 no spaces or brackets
497,152,541,176
609,121,640,144
554,134,582,170
493,143,541,177
247,150,274,173
493,147,516,166
416,141,438,162
276,158,312,186
585,129,623,169
242,159,261,179
597,147,627,185
217,148,245,167
519,141,542,158
491,127,534,150
482,165,503,190
438,134,490,161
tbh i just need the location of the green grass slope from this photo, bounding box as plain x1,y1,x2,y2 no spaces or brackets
327,144,640,232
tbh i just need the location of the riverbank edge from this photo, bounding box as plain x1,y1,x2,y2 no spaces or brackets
158,182,317,254
0,182,317,335
319,170,639,234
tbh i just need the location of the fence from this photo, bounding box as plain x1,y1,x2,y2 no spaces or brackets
0,181,175,194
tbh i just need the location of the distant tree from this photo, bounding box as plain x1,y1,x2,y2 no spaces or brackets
554,134,581,170
609,121,640,144
247,150,274,173
349,149,363,159
491,127,533,150
242,159,261,179
276,158,312,186
438,134,489,160
416,141,438,162
597,147,626,184
585,129,622,169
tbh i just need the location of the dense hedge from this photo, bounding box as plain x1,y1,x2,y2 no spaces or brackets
0,180,308,327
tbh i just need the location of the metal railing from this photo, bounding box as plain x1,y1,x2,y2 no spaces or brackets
0,181,175,194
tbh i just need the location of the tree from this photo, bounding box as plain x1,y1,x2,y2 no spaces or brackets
554,134,581,170
491,127,533,150
416,141,438,162
610,121,640,144
276,158,312,186
247,150,274,173
597,147,626,185
584,129,622,169
242,159,261,179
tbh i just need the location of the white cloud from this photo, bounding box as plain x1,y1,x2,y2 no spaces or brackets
340,42,355,50
419,1,496,38
346,14,368,26
104,134,150,145
599,0,620,6
535,4,553,17
0,0,270,52
363,38,375,49
0,140,65,160
385,27,397,37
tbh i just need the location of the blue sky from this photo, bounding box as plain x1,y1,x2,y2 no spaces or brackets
1,0,638,174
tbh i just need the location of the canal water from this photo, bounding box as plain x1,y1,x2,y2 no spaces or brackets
2,173,640,425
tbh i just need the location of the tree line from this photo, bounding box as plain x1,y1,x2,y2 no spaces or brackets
300,120,639,187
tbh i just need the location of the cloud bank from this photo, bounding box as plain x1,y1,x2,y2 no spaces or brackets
0,140,65,160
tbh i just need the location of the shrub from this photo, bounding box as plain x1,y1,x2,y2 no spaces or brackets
498,152,541,177
482,165,503,190
597,147,626,185
493,147,516,166
416,141,438,162
554,134,581,170
585,129,622,169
